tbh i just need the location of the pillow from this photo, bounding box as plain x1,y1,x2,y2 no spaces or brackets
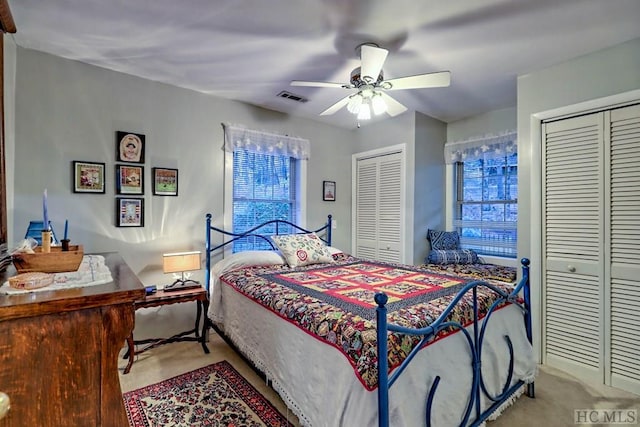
212,250,285,277
326,246,343,255
270,233,334,267
427,229,460,250
427,249,479,265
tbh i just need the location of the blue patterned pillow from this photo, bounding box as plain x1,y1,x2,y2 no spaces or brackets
427,249,479,265
427,229,460,250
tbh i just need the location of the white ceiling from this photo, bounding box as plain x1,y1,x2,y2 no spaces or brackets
8,0,640,129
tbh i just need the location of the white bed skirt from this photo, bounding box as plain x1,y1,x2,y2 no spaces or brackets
209,280,536,427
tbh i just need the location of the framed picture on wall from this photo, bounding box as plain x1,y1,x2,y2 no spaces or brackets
323,180,336,201
116,165,144,195
116,198,144,227
152,167,178,196
72,161,106,194
116,131,145,163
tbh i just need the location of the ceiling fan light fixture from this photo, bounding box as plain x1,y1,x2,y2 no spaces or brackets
360,86,374,98
357,100,371,120
347,93,363,114
293,42,448,123
371,93,387,115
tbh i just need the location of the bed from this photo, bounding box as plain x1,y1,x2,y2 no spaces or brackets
204,213,536,426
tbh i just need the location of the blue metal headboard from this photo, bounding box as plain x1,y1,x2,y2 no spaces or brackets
204,213,332,293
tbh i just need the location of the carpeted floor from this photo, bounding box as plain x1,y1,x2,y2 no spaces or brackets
123,360,294,426
118,331,640,427
119,331,301,426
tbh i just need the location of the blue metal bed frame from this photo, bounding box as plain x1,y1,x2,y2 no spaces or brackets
375,258,535,427
204,213,534,426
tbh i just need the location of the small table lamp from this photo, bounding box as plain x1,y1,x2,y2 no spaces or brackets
163,251,201,291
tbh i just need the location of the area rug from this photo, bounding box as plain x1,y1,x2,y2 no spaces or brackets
123,360,294,426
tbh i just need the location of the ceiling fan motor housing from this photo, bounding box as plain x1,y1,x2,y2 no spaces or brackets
350,67,384,87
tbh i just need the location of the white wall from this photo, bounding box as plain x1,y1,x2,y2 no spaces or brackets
517,37,640,360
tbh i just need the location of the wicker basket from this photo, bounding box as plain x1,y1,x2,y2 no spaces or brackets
8,272,54,290
12,245,84,273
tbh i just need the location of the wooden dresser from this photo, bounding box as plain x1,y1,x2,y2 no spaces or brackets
0,253,145,427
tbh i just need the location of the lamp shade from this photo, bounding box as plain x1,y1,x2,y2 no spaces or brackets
162,251,201,274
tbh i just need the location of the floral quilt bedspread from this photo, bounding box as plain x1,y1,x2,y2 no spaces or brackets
219,253,515,390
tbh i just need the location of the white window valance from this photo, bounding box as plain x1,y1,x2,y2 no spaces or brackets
222,123,310,160
444,130,517,164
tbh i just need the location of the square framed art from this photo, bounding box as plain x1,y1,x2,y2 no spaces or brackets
72,161,106,194
116,198,144,227
116,165,144,195
116,131,145,163
152,167,178,196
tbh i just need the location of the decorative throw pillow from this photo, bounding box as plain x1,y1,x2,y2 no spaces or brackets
427,249,479,265
270,233,334,267
427,229,460,250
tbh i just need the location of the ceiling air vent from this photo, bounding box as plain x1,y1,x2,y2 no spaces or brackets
277,91,308,103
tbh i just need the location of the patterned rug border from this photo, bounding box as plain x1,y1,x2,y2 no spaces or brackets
123,360,294,427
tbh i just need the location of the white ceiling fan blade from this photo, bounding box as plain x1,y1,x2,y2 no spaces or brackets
360,44,388,83
384,71,451,90
379,92,407,117
291,80,347,89
320,95,351,116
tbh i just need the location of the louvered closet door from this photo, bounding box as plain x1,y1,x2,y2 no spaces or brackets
542,113,604,383
377,154,402,262
355,152,403,262
356,158,379,260
608,104,640,394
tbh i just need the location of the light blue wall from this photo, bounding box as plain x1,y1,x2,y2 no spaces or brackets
351,112,416,262
10,47,355,285
3,37,17,248
352,111,447,265
447,107,516,142
414,112,447,264
518,37,640,265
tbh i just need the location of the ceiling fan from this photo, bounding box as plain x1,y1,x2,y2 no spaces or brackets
291,43,450,120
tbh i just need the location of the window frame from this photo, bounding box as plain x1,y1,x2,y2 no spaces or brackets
453,153,518,259
223,149,307,255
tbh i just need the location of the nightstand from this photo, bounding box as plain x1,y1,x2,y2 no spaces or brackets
123,285,210,374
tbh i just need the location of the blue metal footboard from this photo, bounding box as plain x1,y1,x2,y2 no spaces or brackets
376,258,534,427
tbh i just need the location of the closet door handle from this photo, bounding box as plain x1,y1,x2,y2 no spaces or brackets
567,265,576,273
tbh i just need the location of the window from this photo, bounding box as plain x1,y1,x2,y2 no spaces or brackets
232,149,298,251
223,124,310,253
454,153,517,258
